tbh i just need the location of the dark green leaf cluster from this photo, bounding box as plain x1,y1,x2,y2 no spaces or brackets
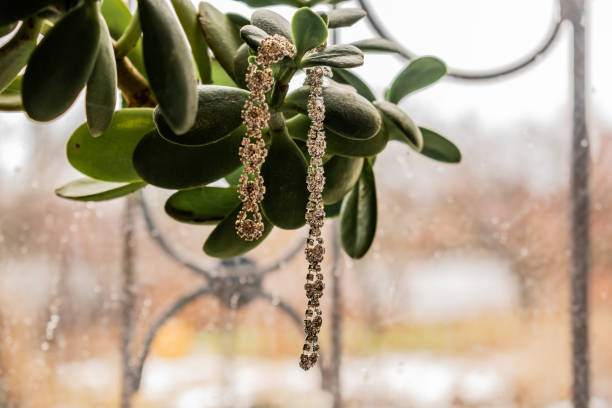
0,0,462,260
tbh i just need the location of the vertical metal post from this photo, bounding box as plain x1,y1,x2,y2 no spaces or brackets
120,195,138,408
564,0,591,406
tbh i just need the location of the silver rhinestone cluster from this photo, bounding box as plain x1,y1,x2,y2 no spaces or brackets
236,35,295,241
299,64,331,371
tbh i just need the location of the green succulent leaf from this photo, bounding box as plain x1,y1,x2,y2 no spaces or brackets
0,23,17,37
227,12,251,28
171,0,212,84
284,84,381,140
323,156,364,204
23,2,100,121
300,44,364,69
324,199,342,218
55,178,146,202
0,76,23,111
233,0,304,8
139,0,197,135
291,7,327,59
154,85,249,146
340,159,377,259
419,127,462,163
67,108,155,182
198,2,242,80
331,67,375,102
321,8,366,28
233,44,251,89
101,0,146,76
251,9,293,42
86,17,117,137
286,113,388,157
133,128,243,189
374,100,423,151
261,122,309,229
225,166,243,186
203,204,273,258
0,0,55,26
165,186,239,224
387,56,447,104
0,17,41,93
351,38,404,55
212,58,238,87
240,24,269,50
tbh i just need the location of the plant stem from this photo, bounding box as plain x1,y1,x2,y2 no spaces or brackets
114,43,156,107
115,9,141,59
268,111,285,132
270,65,296,111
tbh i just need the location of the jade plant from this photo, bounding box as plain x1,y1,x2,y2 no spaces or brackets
0,0,461,260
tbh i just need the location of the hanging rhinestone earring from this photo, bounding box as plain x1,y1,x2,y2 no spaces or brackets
299,62,331,371
236,35,295,241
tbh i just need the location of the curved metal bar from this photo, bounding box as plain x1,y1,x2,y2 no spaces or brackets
139,191,213,280
132,286,214,391
357,0,563,80
256,236,306,277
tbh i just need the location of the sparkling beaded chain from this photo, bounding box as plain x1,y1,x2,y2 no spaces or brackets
299,63,331,371
236,35,295,241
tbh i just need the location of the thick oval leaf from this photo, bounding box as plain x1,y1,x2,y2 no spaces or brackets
351,38,404,55
240,24,268,50
0,18,41,93
323,156,363,205
233,43,250,89
324,200,342,219
154,85,249,146
67,108,155,182
291,7,327,58
321,8,366,29
225,166,243,186
261,123,308,229
286,113,388,157
133,128,243,189
139,0,197,135
284,84,381,140
234,0,303,7
331,67,375,102
212,58,238,87
387,56,447,104
171,0,212,84
419,127,462,163
55,178,146,202
340,159,377,259
86,18,118,137
0,23,17,37
0,76,23,111
165,186,239,224
198,2,242,79
374,100,423,151
203,203,273,258
300,44,363,69
0,0,54,26
251,9,292,42
227,13,250,28
23,3,101,121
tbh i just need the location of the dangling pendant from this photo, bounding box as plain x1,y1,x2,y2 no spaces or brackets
299,63,331,371
236,35,295,241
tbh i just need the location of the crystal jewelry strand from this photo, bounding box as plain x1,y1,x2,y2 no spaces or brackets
236,35,295,241
299,64,331,371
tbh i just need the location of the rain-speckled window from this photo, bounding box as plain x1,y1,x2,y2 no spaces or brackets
0,0,608,407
